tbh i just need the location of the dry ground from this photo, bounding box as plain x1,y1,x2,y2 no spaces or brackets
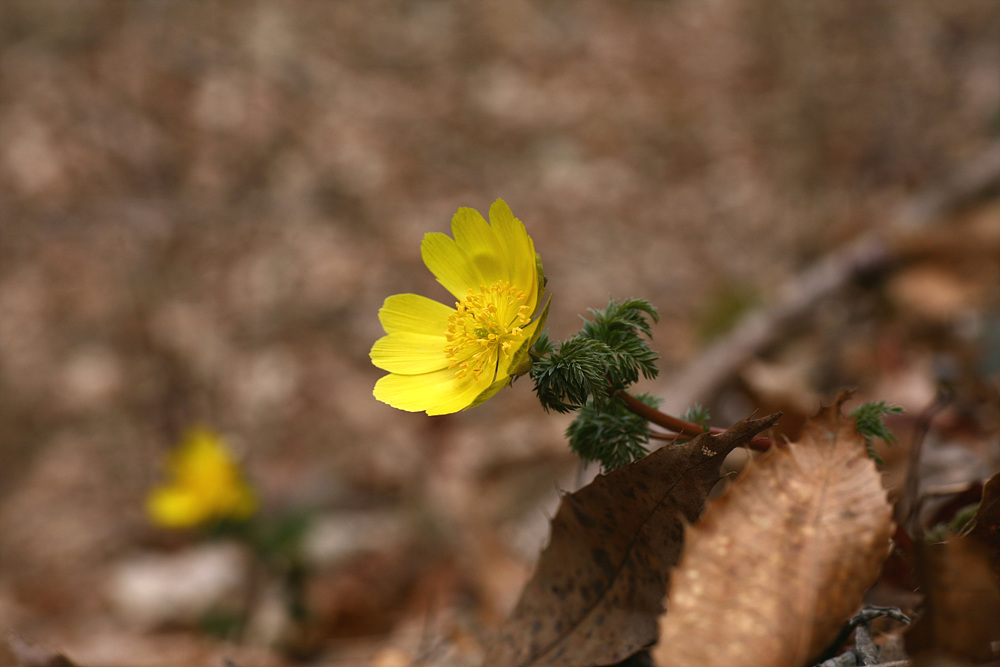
1,1,999,666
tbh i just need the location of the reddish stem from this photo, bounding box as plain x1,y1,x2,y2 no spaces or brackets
617,390,774,451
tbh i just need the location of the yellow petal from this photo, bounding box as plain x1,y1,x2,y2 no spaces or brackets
378,293,453,336
421,232,487,300
370,332,451,373
533,252,547,306
171,430,232,483
152,427,258,528
147,486,206,528
488,199,538,311
426,370,499,415
495,297,550,380
374,366,493,415
498,298,552,376
466,375,512,411
373,369,462,412
373,200,546,416
451,207,506,286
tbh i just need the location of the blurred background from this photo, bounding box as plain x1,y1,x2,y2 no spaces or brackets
1,1,998,665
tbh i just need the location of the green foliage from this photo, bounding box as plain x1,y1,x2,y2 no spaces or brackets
252,511,312,562
200,610,244,639
531,337,613,413
924,503,979,543
531,330,555,357
682,403,711,431
581,298,658,341
951,503,979,536
530,298,659,413
567,393,661,472
850,400,904,464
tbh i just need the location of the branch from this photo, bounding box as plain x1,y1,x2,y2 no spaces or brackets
617,391,775,451
658,140,1000,413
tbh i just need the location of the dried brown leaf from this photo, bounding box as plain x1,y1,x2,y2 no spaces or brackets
654,394,894,667
484,413,781,667
967,471,1000,582
906,535,1000,662
907,471,1000,662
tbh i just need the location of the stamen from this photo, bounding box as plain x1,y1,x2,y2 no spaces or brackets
444,280,531,382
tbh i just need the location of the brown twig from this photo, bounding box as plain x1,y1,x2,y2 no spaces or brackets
617,390,775,451
656,140,1000,414
901,388,954,537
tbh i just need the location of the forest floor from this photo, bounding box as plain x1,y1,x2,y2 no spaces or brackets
1,2,999,666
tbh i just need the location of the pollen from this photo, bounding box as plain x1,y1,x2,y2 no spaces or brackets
444,280,531,380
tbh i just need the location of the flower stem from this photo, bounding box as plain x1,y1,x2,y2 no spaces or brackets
617,390,774,451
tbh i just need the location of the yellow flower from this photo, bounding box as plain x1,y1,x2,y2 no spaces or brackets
371,199,549,415
146,427,257,529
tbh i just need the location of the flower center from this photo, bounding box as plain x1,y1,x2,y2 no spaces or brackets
444,280,531,380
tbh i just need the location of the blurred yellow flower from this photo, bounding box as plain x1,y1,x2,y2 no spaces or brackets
371,199,548,415
146,427,257,529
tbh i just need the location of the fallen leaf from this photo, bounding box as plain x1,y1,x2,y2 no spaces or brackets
484,413,780,667
888,264,981,323
967,470,1000,582
906,470,1000,662
906,536,1000,662
654,394,894,667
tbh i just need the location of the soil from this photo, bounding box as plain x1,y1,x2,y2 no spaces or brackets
1,2,998,666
